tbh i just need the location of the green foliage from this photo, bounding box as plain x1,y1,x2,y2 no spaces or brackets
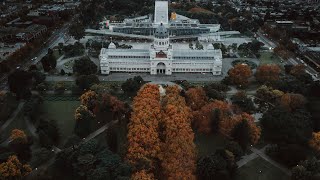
8,70,33,99
195,41,204,50
31,71,46,85
74,106,95,138
68,22,85,41
53,139,131,179
225,141,244,161
231,92,256,113
73,56,97,75
63,42,85,58
197,149,237,180
266,144,308,167
261,108,313,145
30,148,54,167
23,94,43,120
231,120,251,150
213,43,227,55
291,158,320,180
204,83,229,100
76,74,100,90
41,53,57,72
121,76,144,96
36,119,60,148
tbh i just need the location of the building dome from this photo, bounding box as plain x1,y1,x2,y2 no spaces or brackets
108,42,116,49
155,23,168,38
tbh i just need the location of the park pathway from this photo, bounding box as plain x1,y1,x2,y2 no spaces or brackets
251,146,291,175
236,145,291,176
236,152,259,168
0,102,25,134
0,102,25,147
27,119,119,179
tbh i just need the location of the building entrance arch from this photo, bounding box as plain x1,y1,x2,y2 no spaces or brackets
156,62,166,74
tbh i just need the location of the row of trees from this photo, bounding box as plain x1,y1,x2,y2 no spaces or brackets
160,86,196,179
127,85,197,179
185,87,261,150
225,64,312,91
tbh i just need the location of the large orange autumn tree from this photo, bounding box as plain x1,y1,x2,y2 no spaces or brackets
160,86,196,179
220,113,261,145
185,87,208,111
193,100,231,134
0,155,32,179
127,84,162,176
228,64,253,87
255,64,281,84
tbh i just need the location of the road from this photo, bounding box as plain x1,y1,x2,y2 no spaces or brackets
0,19,73,90
257,30,319,78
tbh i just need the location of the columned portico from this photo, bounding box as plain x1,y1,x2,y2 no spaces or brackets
156,62,166,74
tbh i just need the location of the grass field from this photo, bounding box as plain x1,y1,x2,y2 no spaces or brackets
195,133,228,157
259,52,282,66
40,100,80,146
236,157,290,180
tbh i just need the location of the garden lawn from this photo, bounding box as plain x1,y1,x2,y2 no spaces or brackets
259,52,282,66
41,99,80,146
195,133,228,157
236,157,289,180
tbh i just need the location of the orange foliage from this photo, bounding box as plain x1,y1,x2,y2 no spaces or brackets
255,64,281,84
127,84,162,172
290,64,306,77
220,113,261,145
80,90,98,111
0,155,32,179
160,86,196,179
10,129,27,144
309,132,320,152
185,87,208,111
228,64,252,87
280,93,306,112
193,100,231,134
74,105,95,121
132,170,155,180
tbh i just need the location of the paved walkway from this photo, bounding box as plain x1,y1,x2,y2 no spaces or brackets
0,102,34,147
237,152,259,168
251,146,291,175
27,119,119,178
236,145,291,176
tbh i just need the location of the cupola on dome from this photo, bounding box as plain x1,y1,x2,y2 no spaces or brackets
155,23,168,38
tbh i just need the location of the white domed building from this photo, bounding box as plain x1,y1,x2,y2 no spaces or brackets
100,23,222,75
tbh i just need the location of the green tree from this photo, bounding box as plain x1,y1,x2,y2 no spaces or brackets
36,119,60,148
69,22,86,41
8,70,32,99
73,57,97,75
76,74,100,90
121,76,144,96
231,119,251,150
197,150,237,180
261,108,313,145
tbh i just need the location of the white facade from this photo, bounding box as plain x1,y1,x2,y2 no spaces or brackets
100,25,222,76
154,1,169,25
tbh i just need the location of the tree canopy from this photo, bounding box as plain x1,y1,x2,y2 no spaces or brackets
73,57,97,75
